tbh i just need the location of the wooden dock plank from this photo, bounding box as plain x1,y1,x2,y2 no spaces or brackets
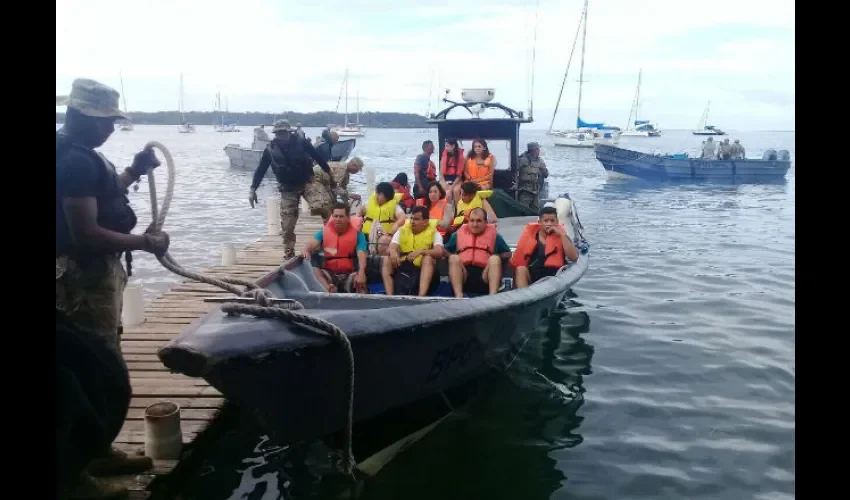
98,212,323,495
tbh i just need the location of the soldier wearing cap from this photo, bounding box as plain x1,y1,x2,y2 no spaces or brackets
249,119,336,258
517,141,549,211
56,78,170,497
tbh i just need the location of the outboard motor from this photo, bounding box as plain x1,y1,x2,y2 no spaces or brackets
762,149,778,161
777,150,790,161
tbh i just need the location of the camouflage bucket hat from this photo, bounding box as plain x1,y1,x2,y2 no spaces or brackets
272,119,292,133
63,78,127,120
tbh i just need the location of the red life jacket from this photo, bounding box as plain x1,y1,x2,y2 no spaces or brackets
440,148,465,178
415,156,437,181
456,224,497,268
392,181,415,210
321,219,358,273
510,222,566,269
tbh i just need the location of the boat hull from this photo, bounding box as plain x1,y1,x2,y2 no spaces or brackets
224,138,357,171
553,132,618,148
158,253,588,447
594,144,791,183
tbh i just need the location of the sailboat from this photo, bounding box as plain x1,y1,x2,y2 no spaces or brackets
550,0,619,148
620,69,661,137
177,73,196,133
335,69,365,137
692,101,725,135
117,72,134,131
213,92,239,132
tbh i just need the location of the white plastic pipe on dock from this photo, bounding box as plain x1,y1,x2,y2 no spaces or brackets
221,244,237,266
365,167,376,194
267,198,281,235
144,401,183,460
121,282,145,326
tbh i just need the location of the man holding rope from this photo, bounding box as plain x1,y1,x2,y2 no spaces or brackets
57,78,171,498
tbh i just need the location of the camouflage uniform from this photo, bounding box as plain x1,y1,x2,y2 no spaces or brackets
56,254,127,353
517,152,548,212
304,162,350,220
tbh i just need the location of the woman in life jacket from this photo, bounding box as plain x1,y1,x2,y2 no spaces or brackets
415,181,452,237
440,137,465,200
356,181,407,256
465,138,496,190
391,173,415,212
452,181,498,232
511,206,579,288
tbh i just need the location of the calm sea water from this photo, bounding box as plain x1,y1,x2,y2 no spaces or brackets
91,125,794,499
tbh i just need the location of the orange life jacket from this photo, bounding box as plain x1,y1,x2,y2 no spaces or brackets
441,148,465,177
415,198,449,235
456,224,497,268
349,216,363,232
321,219,358,273
510,223,566,270
466,154,494,187
415,156,437,181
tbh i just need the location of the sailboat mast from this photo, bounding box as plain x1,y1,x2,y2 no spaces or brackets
179,73,185,120
547,2,584,133
344,69,349,127
634,69,642,124
119,71,128,113
576,0,588,129
356,91,360,127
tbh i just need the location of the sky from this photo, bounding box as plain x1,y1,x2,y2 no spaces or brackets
56,0,795,131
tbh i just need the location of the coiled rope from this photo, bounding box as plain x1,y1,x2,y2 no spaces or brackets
140,141,356,476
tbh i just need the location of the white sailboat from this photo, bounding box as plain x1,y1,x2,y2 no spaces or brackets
551,0,619,148
213,93,239,132
177,73,196,133
620,69,661,137
692,101,726,135
335,69,365,137
117,72,134,131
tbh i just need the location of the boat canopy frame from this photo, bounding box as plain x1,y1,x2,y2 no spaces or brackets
427,100,532,197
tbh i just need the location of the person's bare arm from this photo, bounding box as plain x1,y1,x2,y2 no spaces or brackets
482,199,498,224
63,197,148,253
390,210,406,234
301,237,321,259
557,228,579,261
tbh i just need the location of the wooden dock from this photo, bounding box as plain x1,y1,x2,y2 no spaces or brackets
115,212,324,498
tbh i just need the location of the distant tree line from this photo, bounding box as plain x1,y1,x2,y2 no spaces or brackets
55,110,435,128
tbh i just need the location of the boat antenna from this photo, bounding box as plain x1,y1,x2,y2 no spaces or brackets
548,1,584,133
426,70,434,118
529,0,540,120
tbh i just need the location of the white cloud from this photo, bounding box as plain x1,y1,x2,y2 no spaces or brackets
56,0,795,130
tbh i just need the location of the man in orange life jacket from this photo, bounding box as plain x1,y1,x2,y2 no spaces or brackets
301,203,368,293
413,140,437,199
443,207,512,297
511,206,578,288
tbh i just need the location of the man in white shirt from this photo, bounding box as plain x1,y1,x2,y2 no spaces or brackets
381,206,444,296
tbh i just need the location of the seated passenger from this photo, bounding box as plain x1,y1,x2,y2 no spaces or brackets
444,207,512,297
413,140,437,200
452,181,498,233
357,181,406,256
302,203,368,293
465,138,496,189
391,173,415,212
440,137,465,200
381,206,444,296
511,206,579,288
415,181,452,237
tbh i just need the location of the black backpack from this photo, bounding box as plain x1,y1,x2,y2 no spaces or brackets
268,136,314,186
